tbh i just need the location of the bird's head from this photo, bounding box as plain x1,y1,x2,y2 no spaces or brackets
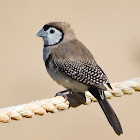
37,22,75,47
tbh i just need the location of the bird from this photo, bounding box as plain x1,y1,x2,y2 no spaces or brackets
36,22,123,135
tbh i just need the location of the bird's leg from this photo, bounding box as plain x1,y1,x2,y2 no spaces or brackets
55,89,72,104
55,89,72,99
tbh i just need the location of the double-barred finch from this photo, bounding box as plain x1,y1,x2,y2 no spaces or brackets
37,22,123,135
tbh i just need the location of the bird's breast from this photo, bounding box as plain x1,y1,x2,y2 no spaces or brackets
46,61,88,92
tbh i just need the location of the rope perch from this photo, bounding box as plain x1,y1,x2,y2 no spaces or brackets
0,77,139,123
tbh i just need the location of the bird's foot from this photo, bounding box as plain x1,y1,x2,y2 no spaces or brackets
55,89,72,96
55,89,72,102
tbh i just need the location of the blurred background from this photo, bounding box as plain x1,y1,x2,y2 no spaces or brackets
0,0,140,140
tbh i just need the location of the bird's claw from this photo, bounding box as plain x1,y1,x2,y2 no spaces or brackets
55,92,69,103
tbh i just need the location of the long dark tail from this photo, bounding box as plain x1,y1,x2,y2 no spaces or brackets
88,87,123,135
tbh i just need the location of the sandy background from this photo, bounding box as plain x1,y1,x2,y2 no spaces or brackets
0,0,140,140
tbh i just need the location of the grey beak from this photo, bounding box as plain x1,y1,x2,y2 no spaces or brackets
36,28,47,37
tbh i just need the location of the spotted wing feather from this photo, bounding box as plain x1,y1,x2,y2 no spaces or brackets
54,60,112,90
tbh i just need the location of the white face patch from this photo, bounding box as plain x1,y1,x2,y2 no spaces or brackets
43,27,63,46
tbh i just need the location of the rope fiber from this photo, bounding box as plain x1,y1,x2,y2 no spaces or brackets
0,77,139,123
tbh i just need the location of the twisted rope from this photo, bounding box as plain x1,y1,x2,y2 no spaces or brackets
0,77,139,123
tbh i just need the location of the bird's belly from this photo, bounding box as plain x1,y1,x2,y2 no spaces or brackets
47,66,88,92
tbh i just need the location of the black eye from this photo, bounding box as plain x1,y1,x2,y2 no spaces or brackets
50,29,55,34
